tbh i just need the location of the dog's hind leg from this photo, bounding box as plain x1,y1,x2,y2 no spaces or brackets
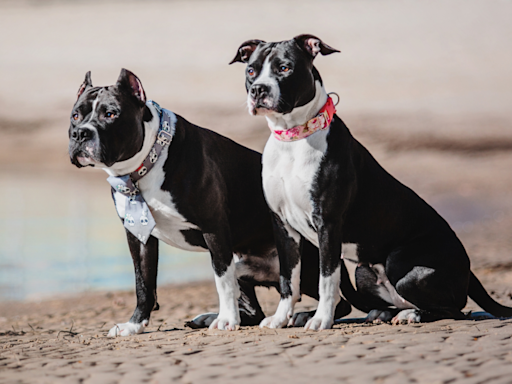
351,264,401,323
386,239,469,324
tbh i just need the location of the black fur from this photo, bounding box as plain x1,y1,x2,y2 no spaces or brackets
233,35,512,323
231,38,328,114
69,69,352,329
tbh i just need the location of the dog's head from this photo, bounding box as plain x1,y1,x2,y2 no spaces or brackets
230,34,339,116
68,69,152,168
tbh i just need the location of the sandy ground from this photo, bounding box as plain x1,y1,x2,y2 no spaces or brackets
1,0,512,382
2,281,512,384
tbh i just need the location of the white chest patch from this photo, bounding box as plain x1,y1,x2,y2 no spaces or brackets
140,147,207,252
113,145,206,253
106,105,205,252
262,131,328,247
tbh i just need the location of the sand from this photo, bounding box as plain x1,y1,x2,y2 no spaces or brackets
2,0,512,382
2,281,512,384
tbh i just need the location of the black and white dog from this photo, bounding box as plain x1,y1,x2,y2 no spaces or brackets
231,34,512,330
67,69,351,335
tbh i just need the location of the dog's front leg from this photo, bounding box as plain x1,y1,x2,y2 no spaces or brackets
305,221,341,330
203,232,241,331
108,231,159,337
260,213,302,329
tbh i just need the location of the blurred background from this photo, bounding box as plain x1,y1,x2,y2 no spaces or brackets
0,0,511,301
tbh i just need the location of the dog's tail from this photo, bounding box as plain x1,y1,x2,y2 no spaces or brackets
468,271,512,318
339,259,373,313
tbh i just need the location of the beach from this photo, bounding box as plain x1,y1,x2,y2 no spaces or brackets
2,279,512,383
1,0,512,382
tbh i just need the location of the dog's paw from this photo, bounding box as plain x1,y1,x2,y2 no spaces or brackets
107,320,148,337
259,315,288,329
391,309,421,325
365,309,395,323
185,312,218,329
288,310,315,327
304,315,333,331
209,316,239,331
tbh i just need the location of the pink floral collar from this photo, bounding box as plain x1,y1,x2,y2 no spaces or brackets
270,96,336,142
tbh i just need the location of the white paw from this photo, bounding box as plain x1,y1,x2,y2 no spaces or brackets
392,309,421,325
304,315,333,331
209,316,239,331
108,320,148,337
259,315,288,329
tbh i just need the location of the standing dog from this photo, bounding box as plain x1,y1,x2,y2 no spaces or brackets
67,69,351,335
231,34,512,330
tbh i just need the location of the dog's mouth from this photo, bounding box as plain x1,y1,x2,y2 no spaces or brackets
69,145,101,168
77,153,95,166
248,97,278,116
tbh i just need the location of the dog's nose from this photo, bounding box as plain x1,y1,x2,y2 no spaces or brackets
71,127,93,143
250,84,269,99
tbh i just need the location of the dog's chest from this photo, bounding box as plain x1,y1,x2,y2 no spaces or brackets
113,147,207,252
262,133,328,247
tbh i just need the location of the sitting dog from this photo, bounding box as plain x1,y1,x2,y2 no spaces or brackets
230,34,512,330
67,69,351,335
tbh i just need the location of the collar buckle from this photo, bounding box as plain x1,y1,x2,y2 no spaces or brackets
157,130,172,146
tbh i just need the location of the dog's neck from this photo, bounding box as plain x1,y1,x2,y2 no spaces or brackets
265,81,328,132
103,104,160,177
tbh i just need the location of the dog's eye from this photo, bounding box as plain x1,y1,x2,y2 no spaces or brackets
72,113,79,121
105,112,116,119
247,68,255,76
280,66,289,73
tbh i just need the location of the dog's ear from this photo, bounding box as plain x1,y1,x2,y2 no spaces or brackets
293,34,339,58
77,71,92,100
229,39,265,64
116,68,146,105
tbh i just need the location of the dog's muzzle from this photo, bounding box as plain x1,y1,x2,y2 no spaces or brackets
69,126,100,167
248,83,276,115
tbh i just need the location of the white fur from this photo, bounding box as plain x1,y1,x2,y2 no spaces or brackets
304,265,341,330
137,146,205,252
248,56,280,115
261,81,342,330
103,104,160,177
86,92,101,124
104,105,207,252
392,309,421,325
260,261,301,329
342,243,359,261
76,92,102,167
371,264,418,310
265,81,327,131
107,320,148,337
190,312,218,328
209,260,241,331
262,81,329,248
96,103,247,335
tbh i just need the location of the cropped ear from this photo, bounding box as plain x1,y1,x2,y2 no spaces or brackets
229,39,265,64
293,34,339,58
77,71,92,100
116,68,146,105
